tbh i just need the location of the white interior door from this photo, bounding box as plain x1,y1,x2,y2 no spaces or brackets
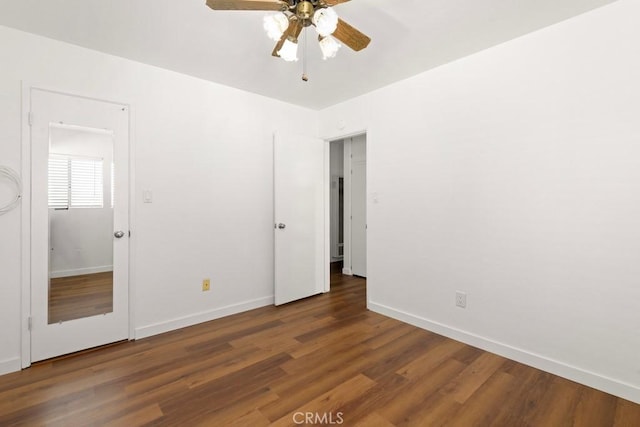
351,135,367,277
30,88,129,362
274,132,325,305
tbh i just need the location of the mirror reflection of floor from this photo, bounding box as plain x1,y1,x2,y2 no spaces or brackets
48,271,113,324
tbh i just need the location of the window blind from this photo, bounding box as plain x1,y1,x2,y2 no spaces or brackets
48,155,104,209
48,156,69,209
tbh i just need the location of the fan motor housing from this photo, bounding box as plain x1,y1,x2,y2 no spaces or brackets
296,1,314,20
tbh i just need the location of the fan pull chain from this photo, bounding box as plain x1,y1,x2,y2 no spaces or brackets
302,27,309,82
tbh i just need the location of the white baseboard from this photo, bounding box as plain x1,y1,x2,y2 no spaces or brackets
135,296,275,340
50,265,113,278
342,268,352,275
0,357,21,376
369,301,640,404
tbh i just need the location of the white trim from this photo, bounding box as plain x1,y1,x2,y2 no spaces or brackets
348,135,367,277
322,129,368,141
343,138,352,275
342,268,353,275
323,142,331,293
369,301,640,405
0,358,21,376
20,81,32,369
135,296,275,339
50,265,113,278
127,104,137,341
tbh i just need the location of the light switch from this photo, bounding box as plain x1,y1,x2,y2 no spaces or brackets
143,190,153,203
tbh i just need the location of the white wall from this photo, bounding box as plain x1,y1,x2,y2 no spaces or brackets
320,0,640,403
0,25,317,374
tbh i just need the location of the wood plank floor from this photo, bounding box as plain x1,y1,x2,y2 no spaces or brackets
49,271,113,324
2,274,639,426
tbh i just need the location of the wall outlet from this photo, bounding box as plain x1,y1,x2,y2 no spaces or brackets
202,278,211,292
455,291,467,308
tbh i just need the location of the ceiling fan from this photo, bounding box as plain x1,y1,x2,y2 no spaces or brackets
205,0,371,64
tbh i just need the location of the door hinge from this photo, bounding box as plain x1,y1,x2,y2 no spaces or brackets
28,316,32,331
28,112,34,126
129,230,131,237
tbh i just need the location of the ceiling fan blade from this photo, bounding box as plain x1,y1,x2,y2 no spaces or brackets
321,0,352,5
332,18,371,51
206,0,286,11
272,19,303,57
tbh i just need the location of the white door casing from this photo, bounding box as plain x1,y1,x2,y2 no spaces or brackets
351,135,367,277
29,88,129,362
274,132,325,305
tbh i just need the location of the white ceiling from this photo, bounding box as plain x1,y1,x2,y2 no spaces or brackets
0,0,617,110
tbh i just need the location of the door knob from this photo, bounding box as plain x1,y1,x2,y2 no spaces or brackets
277,223,286,229
114,230,125,238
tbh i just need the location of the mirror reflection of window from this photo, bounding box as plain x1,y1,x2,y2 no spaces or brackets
48,155,104,209
47,125,115,324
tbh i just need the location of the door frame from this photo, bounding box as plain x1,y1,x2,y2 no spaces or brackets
323,129,367,293
347,135,367,277
20,83,136,368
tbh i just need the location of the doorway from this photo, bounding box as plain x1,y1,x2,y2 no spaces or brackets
329,134,366,286
27,88,130,363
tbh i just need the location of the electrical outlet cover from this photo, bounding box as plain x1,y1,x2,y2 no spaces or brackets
455,291,467,308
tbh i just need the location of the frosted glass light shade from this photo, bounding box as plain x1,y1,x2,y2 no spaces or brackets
319,36,341,60
263,13,289,41
312,7,338,37
278,38,298,62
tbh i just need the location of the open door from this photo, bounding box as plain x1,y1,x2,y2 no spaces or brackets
274,132,325,305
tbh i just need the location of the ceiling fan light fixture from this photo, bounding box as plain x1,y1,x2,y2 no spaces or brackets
205,0,371,69
319,36,341,60
278,37,299,62
263,13,290,41
312,7,338,37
